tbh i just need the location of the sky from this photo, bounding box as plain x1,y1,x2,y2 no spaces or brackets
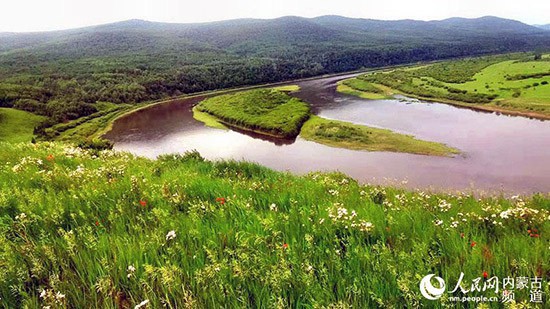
1,0,549,32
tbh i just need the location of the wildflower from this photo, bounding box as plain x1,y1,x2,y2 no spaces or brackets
55,291,65,300
269,203,278,211
95,220,100,227
434,220,443,226
139,200,147,207
127,265,136,278
471,241,477,248
216,197,226,205
166,230,176,241
46,154,55,162
39,289,46,298
15,213,27,220
483,271,488,279
282,243,289,250
134,299,150,309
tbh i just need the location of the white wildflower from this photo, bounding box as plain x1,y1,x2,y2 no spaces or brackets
165,230,176,241
55,291,65,300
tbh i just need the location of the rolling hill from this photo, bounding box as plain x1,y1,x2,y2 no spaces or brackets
1,15,549,129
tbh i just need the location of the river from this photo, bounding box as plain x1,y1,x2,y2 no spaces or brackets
104,74,550,195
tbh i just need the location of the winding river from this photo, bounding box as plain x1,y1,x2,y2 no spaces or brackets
104,74,550,195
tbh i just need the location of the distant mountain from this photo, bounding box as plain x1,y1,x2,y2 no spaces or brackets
535,24,550,30
1,15,550,123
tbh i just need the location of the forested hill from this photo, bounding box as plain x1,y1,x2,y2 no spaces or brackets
1,15,549,125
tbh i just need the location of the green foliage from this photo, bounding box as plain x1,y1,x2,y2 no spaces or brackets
342,78,383,93
413,55,516,83
0,142,548,307
1,17,549,135
362,69,498,104
0,108,44,143
195,89,311,138
300,116,458,156
340,54,550,117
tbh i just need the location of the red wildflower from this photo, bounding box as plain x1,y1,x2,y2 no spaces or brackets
95,220,100,226
139,200,147,207
282,243,289,250
460,233,465,239
470,241,477,248
216,197,226,205
483,271,488,279
46,154,55,162
531,234,540,238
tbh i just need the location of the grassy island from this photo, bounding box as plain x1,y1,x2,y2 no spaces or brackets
340,54,550,119
195,89,311,138
300,116,459,156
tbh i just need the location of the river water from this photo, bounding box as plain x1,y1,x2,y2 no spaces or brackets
104,74,550,194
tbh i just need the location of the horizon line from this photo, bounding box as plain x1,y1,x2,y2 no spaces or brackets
1,14,547,34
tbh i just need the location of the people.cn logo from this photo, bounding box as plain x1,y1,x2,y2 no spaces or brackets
419,274,446,300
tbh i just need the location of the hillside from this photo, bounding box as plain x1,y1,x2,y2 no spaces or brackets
0,142,548,307
1,15,550,136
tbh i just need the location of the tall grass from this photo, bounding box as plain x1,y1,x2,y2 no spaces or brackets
0,142,548,308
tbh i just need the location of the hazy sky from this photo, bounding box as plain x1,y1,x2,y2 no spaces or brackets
1,0,549,32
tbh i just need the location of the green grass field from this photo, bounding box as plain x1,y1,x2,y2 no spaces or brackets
0,108,44,143
300,116,458,156
195,89,311,138
0,142,548,307
340,54,550,118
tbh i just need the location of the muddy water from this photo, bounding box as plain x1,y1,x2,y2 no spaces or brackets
104,75,550,194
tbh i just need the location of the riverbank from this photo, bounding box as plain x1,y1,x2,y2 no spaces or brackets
338,55,550,120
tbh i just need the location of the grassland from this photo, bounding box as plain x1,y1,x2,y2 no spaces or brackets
0,108,44,143
339,54,550,118
0,141,548,308
301,116,458,156
195,89,311,138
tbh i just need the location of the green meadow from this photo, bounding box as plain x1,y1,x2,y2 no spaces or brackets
0,142,548,308
0,108,44,143
340,54,550,118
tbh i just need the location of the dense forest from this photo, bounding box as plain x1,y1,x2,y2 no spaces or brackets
1,15,550,134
